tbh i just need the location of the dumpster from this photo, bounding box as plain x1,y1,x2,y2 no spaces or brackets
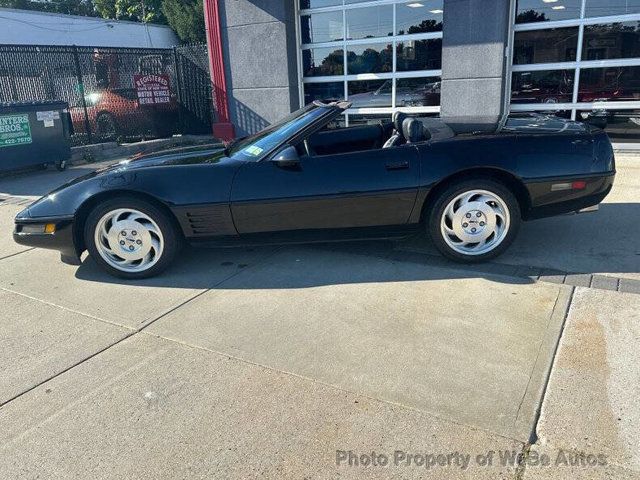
0,101,72,173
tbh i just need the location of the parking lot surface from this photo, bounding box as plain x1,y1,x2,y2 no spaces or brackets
0,157,638,479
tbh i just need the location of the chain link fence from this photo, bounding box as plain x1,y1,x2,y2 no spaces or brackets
0,43,214,146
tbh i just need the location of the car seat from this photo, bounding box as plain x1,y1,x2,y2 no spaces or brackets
382,111,408,148
402,117,426,143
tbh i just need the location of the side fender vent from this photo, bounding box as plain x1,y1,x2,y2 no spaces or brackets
173,205,237,237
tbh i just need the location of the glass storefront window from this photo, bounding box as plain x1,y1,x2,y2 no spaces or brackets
511,70,575,104
301,11,344,44
585,0,640,18
396,77,441,106
515,0,582,23
300,0,342,8
583,22,640,61
299,1,443,116
579,109,640,142
347,114,392,125
348,80,392,108
579,66,640,102
514,28,579,65
396,0,444,35
346,5,393,40
396,39,442,71
302,48,344,77
304,82,344,104
346,43,393,74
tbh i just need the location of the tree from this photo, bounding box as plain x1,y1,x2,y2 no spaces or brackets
161,0,205,43
0,0,97,16
93,0,166,23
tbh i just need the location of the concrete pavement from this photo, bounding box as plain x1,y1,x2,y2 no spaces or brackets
146,246,570,441
0,334,523,479
0,155,638,478
523,287,640,479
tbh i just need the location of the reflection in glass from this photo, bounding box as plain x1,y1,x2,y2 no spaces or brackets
301,11,344,44
396,0,443,34
396,39,442,71
579,67,640,102
348,114,393,126
515,0,581,23
346,43,393,74
346,5,393,40
583,22,640,61
302,48,344,77
511,70,575,104
396,77,441,106
300,0,342,9
304,82,344,105
348,80,392,108
585,0,640,18
579,109,640,142
514,28,578,65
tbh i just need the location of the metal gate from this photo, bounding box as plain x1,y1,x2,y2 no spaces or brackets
0,44,214,145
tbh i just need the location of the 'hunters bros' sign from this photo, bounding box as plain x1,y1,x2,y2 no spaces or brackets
0,114,32,148
134,74,171,105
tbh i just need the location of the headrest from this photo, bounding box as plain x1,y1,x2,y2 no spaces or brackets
393,111,408,133
402,117,425,143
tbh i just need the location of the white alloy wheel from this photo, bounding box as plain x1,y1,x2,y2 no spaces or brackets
94,208,165,273
439,189,511,256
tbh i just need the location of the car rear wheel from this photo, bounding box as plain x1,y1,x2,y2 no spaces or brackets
85,197,180,279
428,179,521,263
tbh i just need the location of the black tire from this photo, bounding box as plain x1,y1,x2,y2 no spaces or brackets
427,178,521,263
55,159,67,171
84,196,181,279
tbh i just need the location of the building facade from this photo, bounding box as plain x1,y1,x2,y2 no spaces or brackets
210,0,640,144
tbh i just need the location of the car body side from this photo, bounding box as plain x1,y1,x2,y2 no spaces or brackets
14,115,615,265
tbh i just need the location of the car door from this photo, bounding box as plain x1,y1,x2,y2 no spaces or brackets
230,144,420,234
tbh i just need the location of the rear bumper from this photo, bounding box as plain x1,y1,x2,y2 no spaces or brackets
524,172,614,220
13,216,82,265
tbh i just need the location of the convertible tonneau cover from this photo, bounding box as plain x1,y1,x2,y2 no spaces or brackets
417,118,456,141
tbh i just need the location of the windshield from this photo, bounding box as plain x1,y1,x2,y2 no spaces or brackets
229,104,330,158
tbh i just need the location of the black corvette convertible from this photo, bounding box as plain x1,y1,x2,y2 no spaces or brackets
14,101,615,278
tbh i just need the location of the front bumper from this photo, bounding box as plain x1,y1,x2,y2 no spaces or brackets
13,216,82,265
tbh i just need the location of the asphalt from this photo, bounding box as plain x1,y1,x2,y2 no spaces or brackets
0,155,637,479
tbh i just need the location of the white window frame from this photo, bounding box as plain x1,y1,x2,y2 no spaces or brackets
295,0,443,125
510,0,640,134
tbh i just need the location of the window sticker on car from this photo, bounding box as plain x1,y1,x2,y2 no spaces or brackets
243,145,264,156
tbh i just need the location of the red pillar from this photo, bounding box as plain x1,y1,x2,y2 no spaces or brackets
203,0,235,141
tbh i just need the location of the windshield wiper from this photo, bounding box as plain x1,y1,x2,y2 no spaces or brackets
223,136,248,157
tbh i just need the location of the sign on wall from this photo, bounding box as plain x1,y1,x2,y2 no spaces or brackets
134,74,171,105
0,114,32,148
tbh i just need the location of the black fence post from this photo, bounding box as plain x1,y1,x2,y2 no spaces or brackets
72,45,92,143
173,46,185,134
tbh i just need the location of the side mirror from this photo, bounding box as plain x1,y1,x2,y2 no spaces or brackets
270,146,300,169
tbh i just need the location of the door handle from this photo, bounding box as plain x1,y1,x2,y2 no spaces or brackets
385,160,409,171
572,139,594,146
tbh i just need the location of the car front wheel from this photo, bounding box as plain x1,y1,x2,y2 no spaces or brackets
85,197,180,279
428,179,521,263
